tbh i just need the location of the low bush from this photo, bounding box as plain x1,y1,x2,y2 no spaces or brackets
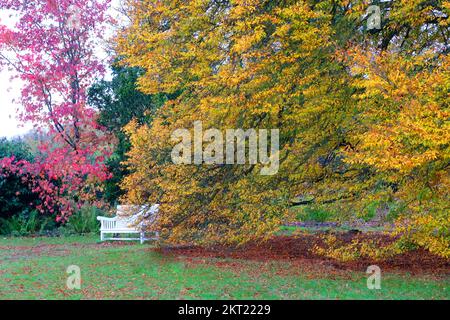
295,206,333,223
0,210,56,236
63,206,102,235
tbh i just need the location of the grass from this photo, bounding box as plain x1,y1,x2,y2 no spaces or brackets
0,235,448,300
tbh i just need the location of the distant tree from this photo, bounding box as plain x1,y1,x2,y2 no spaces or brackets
0,137,33,162
88,63,171,203
0,137,40,219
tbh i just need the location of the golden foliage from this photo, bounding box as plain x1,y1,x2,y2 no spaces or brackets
116,0,450,256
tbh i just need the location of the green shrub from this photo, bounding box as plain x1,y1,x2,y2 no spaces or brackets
295,206,333,223
63,206,101,235
0,210,55,236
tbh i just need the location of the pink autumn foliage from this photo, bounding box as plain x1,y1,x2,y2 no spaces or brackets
0,0,114,221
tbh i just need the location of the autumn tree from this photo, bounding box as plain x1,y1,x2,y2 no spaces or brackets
117,0,449,257
117,0,352,244
0,0,113,220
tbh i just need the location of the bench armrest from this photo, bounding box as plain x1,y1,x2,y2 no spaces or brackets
97,216,116,221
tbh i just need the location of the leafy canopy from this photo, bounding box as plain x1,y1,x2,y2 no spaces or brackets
116,0,449,257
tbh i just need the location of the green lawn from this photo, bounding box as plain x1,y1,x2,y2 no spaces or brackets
0,235,448,300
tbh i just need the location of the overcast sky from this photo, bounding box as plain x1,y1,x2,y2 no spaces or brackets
0,0,123,139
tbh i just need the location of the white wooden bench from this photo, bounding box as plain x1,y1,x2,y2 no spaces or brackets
97,204,159,244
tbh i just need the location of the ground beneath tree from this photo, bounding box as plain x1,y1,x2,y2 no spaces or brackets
1,235,447,299
157,233,450,276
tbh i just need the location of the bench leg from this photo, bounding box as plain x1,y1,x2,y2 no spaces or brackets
140,232,144,244
100,232,104,242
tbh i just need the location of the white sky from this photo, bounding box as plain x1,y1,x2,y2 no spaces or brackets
0,0,124,139
0,72,29,138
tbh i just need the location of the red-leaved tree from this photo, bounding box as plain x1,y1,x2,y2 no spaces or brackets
0,0,113,221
